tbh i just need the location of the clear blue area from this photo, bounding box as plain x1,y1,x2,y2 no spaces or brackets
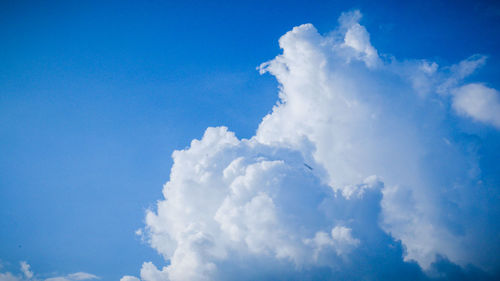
1,0,499,279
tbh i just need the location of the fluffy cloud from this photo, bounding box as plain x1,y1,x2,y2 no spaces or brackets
125,10,500,281
0,262,97,281
452,83,500,128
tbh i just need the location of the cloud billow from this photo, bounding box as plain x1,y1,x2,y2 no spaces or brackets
124,10,500,281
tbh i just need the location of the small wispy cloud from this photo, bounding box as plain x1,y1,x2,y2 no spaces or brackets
0,262,97,281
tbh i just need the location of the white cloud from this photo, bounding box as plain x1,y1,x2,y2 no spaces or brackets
65,273,97,281
256,13,500,271
120,276,141,281
44,272,97,281
305,226,360,259
19,262,32,280
0,272,21,281
452,83,500,128
125,9,500,281
339,10,380,68
0,262,97,281
139,127,355,279
139,262,169,281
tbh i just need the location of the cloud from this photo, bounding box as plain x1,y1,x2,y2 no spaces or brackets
339,10,380,68
305,226,360,258
125,9,500,281
437,55,488,93
46,272,98,281
0,262,97,281
0,273,21,281
452,83,500,128
19,262,33,280
65,273,97,281
120,276,141,281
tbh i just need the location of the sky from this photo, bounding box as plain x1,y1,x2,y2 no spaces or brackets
1,0,500,280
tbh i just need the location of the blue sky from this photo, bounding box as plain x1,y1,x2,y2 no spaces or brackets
1,1,500,280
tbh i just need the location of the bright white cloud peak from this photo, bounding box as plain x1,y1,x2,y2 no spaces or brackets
125,10,500,281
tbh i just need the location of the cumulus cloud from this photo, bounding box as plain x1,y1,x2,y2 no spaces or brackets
125,9,500,281
338,10,380,68
0,262,97,281
305,226,360,258
120,276,141,281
